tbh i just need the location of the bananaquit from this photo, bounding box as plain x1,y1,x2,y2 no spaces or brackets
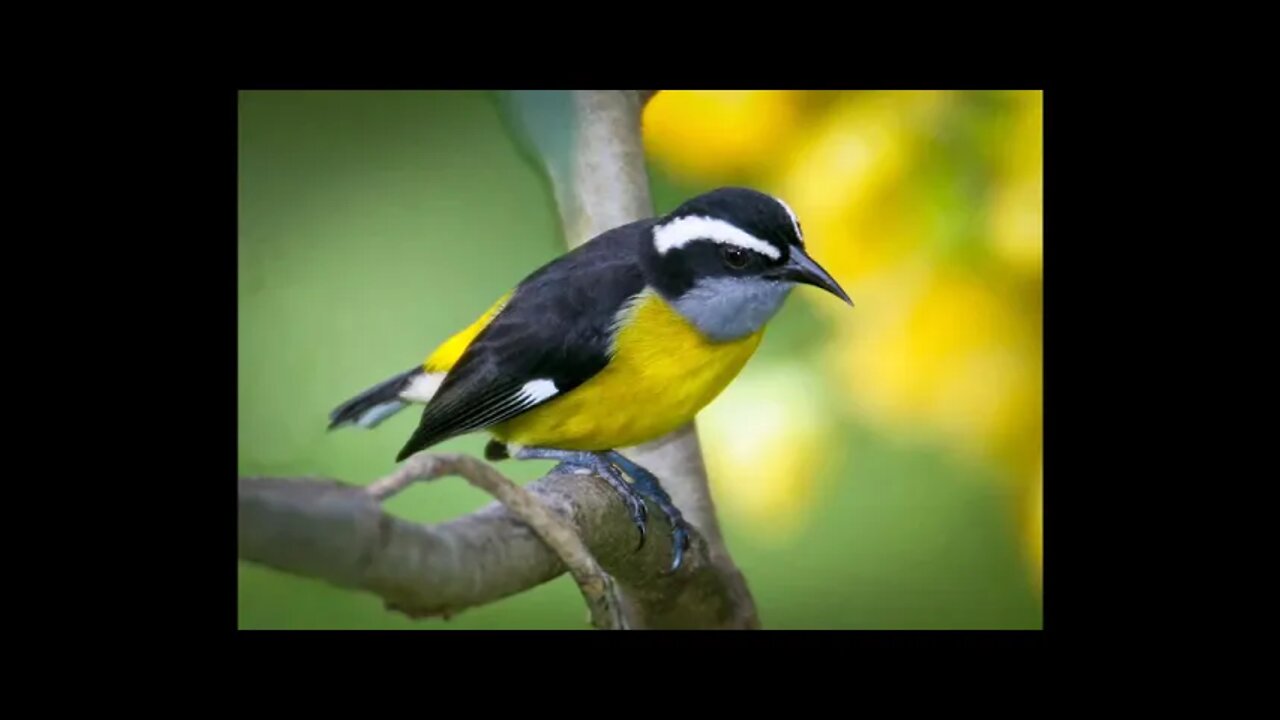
329,187,852,570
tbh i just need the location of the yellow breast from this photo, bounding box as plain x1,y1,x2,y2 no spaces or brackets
494,288,763,450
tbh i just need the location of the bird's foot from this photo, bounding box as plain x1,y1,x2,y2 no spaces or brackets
513,447,648,550
605,451,692,574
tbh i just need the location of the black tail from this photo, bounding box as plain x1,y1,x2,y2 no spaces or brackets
328,367,422,430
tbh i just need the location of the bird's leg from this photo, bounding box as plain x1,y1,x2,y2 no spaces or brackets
605,451,692,573
512,447,648,550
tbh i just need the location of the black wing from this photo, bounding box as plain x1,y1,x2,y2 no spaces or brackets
395,221,652,460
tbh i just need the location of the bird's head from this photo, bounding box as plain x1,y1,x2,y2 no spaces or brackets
644,187,852,341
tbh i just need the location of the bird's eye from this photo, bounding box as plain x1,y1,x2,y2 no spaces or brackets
722,246,750,269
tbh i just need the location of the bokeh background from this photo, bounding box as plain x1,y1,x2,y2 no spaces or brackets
238,90,1043,629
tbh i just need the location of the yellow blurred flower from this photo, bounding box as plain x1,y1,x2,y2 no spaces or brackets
828,261,1042,595
643,91,802,183
698,361,834,539
989,91,1043,278
775,91,951,287
830,262,1040,479
644,90,1043,590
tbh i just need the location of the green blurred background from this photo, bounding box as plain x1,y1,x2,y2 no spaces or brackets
238,90,1043,629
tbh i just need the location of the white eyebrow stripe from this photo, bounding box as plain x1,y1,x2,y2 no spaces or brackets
652,216,781,260
774,196,804,243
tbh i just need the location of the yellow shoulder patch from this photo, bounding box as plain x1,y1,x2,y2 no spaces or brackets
423,291,512,373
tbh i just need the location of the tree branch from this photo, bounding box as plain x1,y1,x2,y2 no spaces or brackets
364,453,627,629
238,466,757,628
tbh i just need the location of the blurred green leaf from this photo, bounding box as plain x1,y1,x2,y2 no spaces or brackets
493,90,576,187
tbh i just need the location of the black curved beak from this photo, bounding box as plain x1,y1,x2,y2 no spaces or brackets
772,246,853,306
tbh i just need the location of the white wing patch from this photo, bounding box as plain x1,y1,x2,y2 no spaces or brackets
773,196,804,244
519,379,559,403
399,372,445,403
653,215,781,260
454,378,558,431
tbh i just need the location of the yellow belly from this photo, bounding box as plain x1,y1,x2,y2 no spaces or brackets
493,289,763,450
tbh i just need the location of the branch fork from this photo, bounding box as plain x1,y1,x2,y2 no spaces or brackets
365,452,628,629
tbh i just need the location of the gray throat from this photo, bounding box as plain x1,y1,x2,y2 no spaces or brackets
670,277,793,341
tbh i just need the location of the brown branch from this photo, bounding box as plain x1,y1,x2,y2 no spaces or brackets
238,464,758,628
364,452,626,629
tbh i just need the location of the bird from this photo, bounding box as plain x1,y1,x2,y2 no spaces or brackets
328,186,852,571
